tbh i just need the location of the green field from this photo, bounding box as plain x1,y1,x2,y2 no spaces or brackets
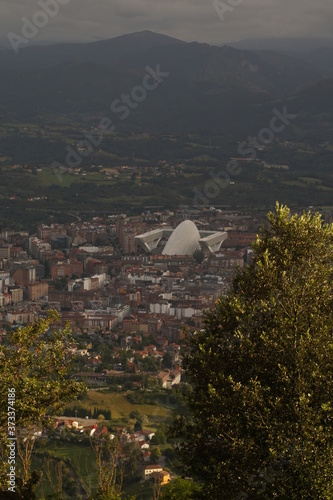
80,390,172,427
298,176,322,184
34,441,97,499
1,124,333,231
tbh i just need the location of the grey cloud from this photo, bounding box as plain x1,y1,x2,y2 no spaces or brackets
1,0,333,45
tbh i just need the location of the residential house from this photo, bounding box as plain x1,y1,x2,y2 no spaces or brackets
144,465,163,480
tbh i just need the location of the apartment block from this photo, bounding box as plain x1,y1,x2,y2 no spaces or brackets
28,282,49,301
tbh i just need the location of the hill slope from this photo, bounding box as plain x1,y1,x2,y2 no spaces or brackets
0,31,331,135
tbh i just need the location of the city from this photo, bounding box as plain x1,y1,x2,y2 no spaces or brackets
1,0,333,497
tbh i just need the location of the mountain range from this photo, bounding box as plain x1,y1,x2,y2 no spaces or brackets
228,37,333,52
0,30,332,135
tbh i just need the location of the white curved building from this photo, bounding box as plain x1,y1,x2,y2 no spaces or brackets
162,220,201,256
135,220,227,255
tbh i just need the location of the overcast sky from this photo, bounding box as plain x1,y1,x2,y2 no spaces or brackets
1,0,333,45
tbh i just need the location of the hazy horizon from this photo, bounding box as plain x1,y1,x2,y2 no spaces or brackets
1,0,333,47
1,29,333,52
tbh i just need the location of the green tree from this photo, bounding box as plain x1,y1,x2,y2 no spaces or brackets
172,204,333,499
160,477,202,499
97,414,105,428
193,249,205,265
151,429,167,445
150,447,162,463
91,437,122,500
141,356,161,372
0,312,85,495
90,436,137,500
129,410,147,430
162,353,173,370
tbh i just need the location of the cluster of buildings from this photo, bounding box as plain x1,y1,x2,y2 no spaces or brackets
53,418,171,484
0,208,265,366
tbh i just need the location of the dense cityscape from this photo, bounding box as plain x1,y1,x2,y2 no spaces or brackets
0,206,271,497
1,0,333,497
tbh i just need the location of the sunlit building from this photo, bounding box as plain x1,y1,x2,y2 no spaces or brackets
135,220,227,255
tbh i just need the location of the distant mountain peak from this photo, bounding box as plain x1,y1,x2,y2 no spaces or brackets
99,30,186,46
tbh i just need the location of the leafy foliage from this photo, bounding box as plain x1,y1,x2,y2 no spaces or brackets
0,312,85,493
172,204,333,498
160,477,202,499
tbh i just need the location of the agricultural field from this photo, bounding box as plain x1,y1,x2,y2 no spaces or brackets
1,123,333,230
33,441,97,499
66,389,173,430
